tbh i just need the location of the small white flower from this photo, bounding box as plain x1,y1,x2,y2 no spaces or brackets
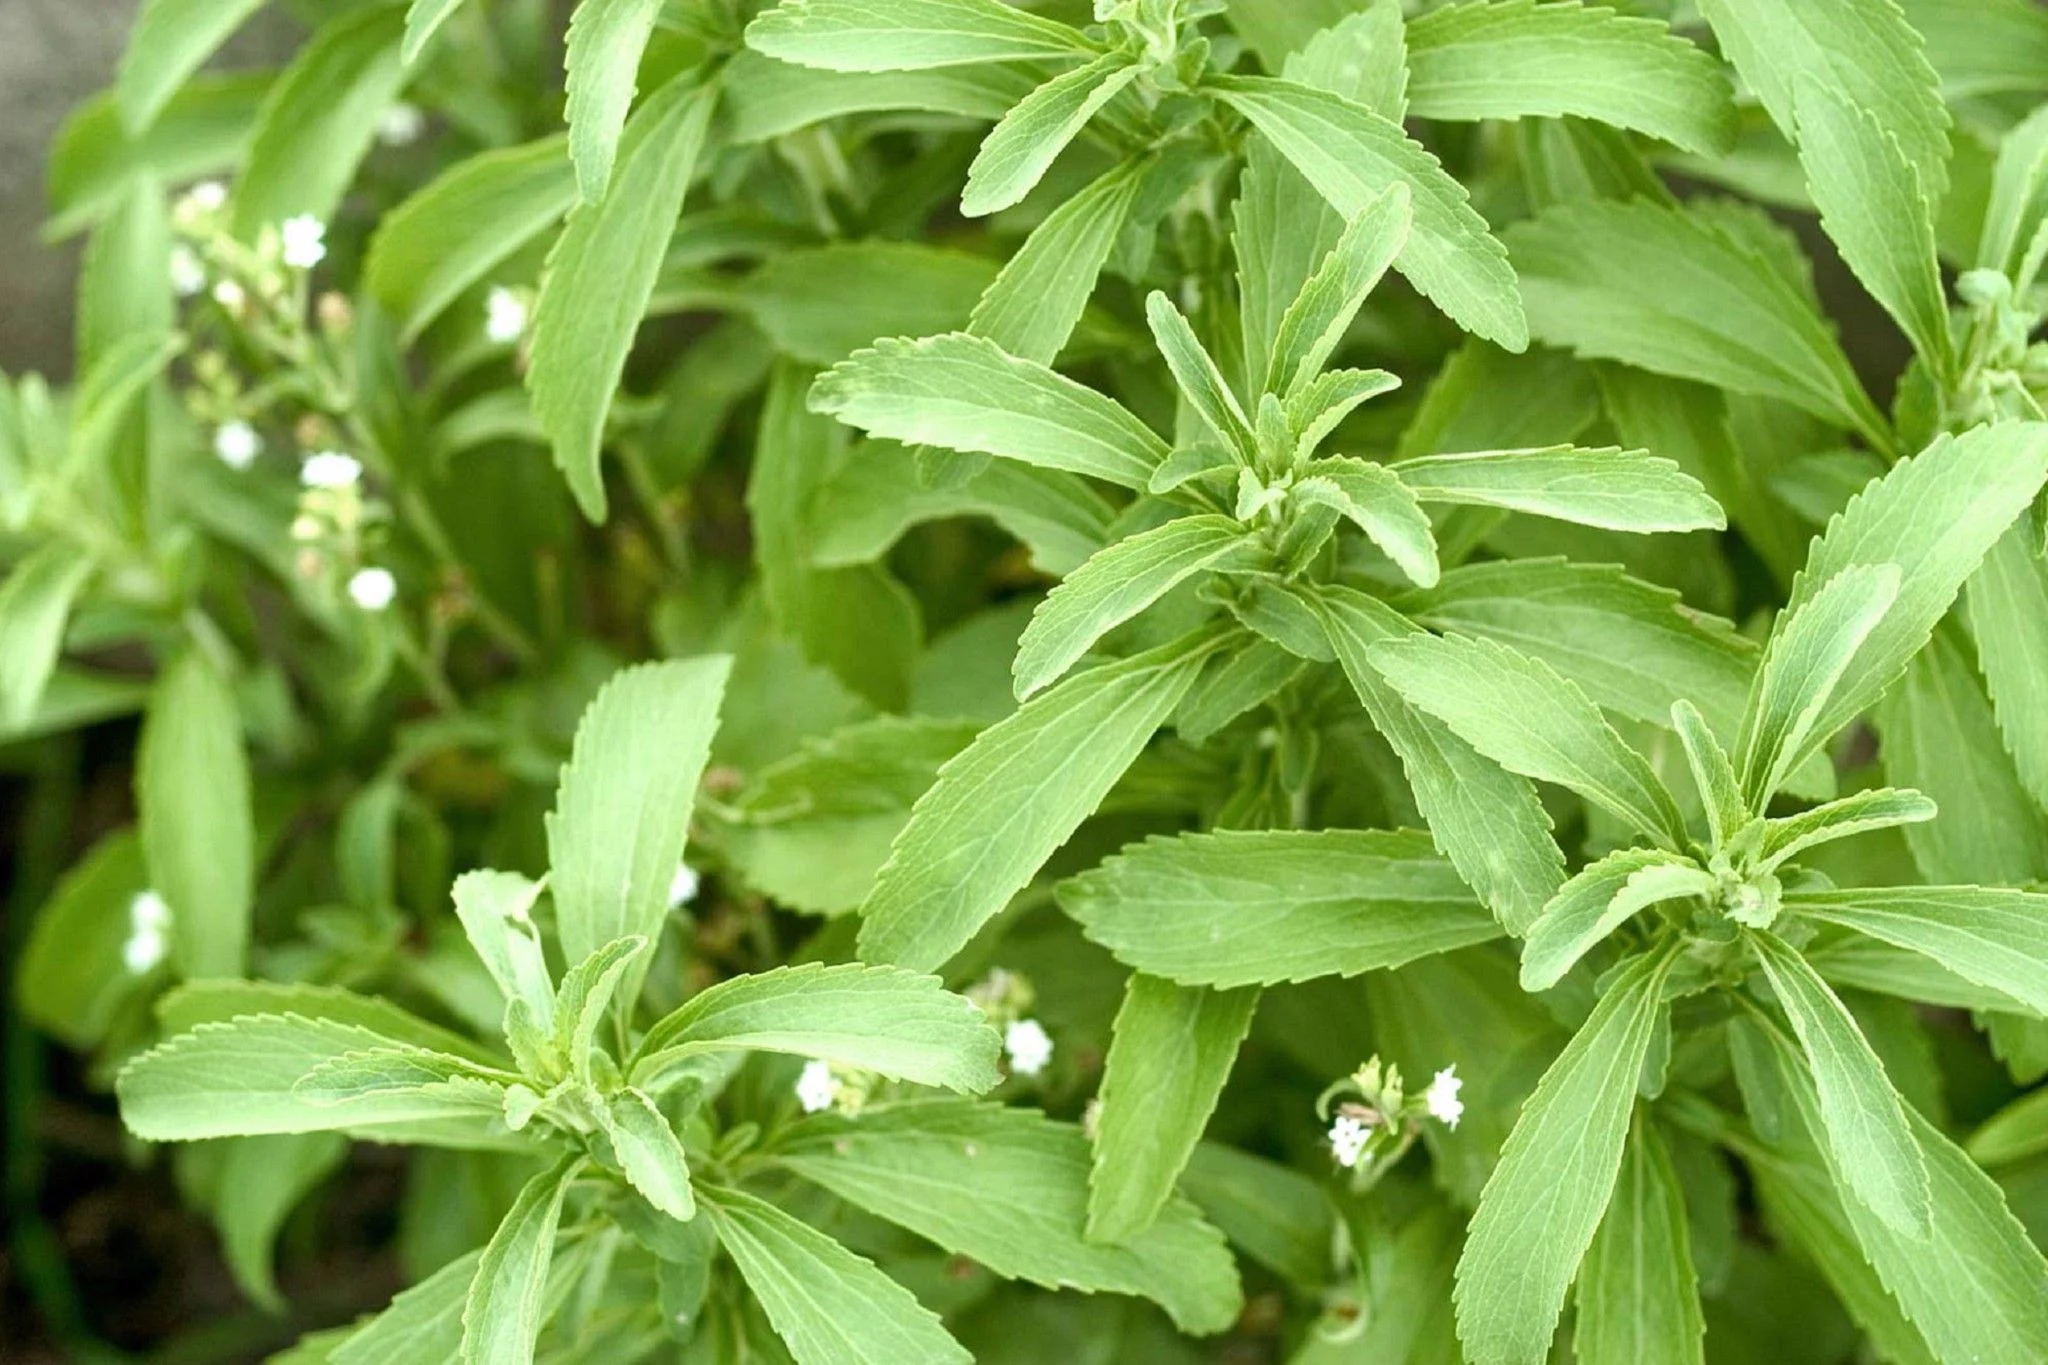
796,1059,836,1113
484,286,529,345
1425,1066,1463,1130
212,278,246,310
377,102,427,146
190,181,228,212
347,566,397,611
300,451,362,489
1328,1113,1371,1169
1004,1018,1053,1077
280,215,327,270
170,245,207,298
668,862,700,908
123,890,172,974
213,420,260,469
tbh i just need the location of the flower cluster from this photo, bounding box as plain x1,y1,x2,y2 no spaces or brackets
967,967,1055,1079
1316,1056,1463,1184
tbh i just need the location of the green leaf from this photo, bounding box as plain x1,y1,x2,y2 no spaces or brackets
745,0,1096,71
1673,699,1747,850
116,0,267,132
632,962,1001,1092
1978,103,2048,275
1749,931,1930,1237
0,541,95,730
1294,458,1438,588
601,1088,696,1221
231,5,408,238
1308,584,1566,935
564,0,664,203
213,1132,349,1312
529,72,716,520
1454,941,1681,1364
1787,422,2048,747
449,869,556,1030
550,936,648,1079
1758,789,1938,872
1060,828,1498,987
723,49,1036,142
970,156,1146,364
1211,75,1528,350
777,1101,1242,1333
962,53,1139,218
1087,975,1258,1244
1367,632,1686,847
1575,1120,1706,1365
402,0,466,64
1788,887,2048,1018
1179,1142,1336,1291
1697,0,1950,201
365,137,576,340
546,656,730,978
1145,292,1256,457
1521,849,1712,992
1507,198,1886,448
1265,183,1411,397
1792,80,1951,381
1969,1088,2048,1168
15,831,147,1049
1289,368,1403,456
856,631,1219,971
460,1154,581,1365
136,651,252,979
1393,444,1725,533
811,333,1166,489
1967,520,2048,812
330,1249,480,1365
154,980,501,1066
1735,563,1902,807
1014,515,1254,699
1405,0,1736,156
701,1183,970,1365
46,73,268,241
743,243,1000,365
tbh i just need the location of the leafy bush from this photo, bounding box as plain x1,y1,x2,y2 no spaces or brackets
10,0,2048,1361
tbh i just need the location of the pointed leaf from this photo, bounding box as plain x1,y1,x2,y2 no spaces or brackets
1575,1121,1706,1365
1522,849,1711,992
1789,887,2048,1018
1758,789,1937,872
971,155,1146,364
1266,183,1411,396
1295,458,1438,586
1145,292,1255,457
962,54,1138,217
137,651,252,979
1967,520,2048,812
460,1155,581,1365
0,541,95,730
745,0,1096,72
117,0,267,132
1393,445,1724,533
564,0,665,203
602,1088,695,1221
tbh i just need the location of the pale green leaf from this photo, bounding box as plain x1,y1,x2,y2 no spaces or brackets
0,541,95,730
1059,828,1498,987
1967,519,2048,812
1978,103,2048,276
724,50,1037,143
1295,457,1438,588
1265,183,1411,397
137,651,252,979
564,0,664,203
450,869,556,1029
1521,849,1711,992
460,1155,581,1365
213,1132,347,1312
1145,292,1255,457
1575,1121,1706,1365
970,155,1146,364
602,1088,696,1222
1673,699,1747,850
402,0,466,64
745,0,1096,72
330,1249,480,1365
962,54,1138,217
1789,887,2048,1018
1393,444,1725,533
154,980,501,1066
743,243,999,365
116,0,267,132
15,831,146,1049
1758,789,1938,872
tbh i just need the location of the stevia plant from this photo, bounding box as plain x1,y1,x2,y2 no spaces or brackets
8,0,2048,1362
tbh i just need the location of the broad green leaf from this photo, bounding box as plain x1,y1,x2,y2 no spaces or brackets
1789,422,2048,746
777,1101,1242,1333
232,5,408,238
1234,142,1344,394
1521,849,1711,992
564,0,665,202
1789,887,2048,1018
46,73,269,241
1059,828,1498,987
546,656,730,980
136,651,252,979
1575,1121,1705,1365
71,332,182,468
402,0,466,63
1146,292,1255,457
1749,931,1929,1237
1368,632,1686,846
742,243,1000,364
1174,637,1303,745
745,0,1095,71
1792,80,1951,382
1507,199,1885,448
116,0,267,132
1087,975,1258,1244
1399,560,1755,739
857,631,1219,972
331,1249,480,1365
1876,623,2048,884
1212,75,1528,350
1405,0,1735,156
1758,789,1937,872
460,1155,582,1365
15,831,146,1049
723,49,1036,142
0,541,95,729
1968,520,2048,812
1455,941,1681,1364
1978,103,2048,275
213,1130,349,1310
1736,564,1901,807
632,962,1001,1092
971,155,1146,364
1393,444,1725,533
154,980,501,1066
812,333,1166,489
1698,0,1949,201
117,1015,505,1141
601,1088,696,1221
701,1184,970,1364
1014,515,1254,699
1265,183,1411,397
1309,584,1565,934
529,73,716,519
1223,0,1361,72
1294,457,1438,587
962,54,1138,217
365,137,576,340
